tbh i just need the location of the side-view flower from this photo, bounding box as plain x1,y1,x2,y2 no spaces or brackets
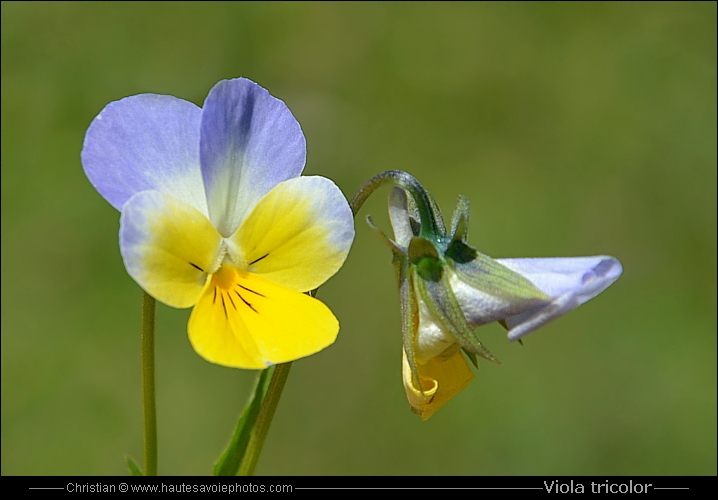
82,78,355,369
361,172,622,420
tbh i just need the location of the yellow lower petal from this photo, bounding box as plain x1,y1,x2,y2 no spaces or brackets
402,348,474,421
188,264,339,368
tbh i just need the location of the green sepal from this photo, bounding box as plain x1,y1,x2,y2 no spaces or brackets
408,236,440,261
408,237,443,282
415,266,500,364
367,214,411,286
401,263,423,396
450,252,550,303
126,455,143,476
449,195,470,244
463,348,480,369
424,189,447,236
366,215,405,254
445,239,478,264
214,366,274,476
445,196,474,264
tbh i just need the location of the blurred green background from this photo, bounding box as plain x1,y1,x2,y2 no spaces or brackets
2,2,715,476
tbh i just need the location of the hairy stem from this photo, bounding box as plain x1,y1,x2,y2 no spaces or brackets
349,170,438,238
141,292,158,476
238,363,293,476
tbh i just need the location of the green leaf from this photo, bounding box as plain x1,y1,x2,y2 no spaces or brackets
214,367,274,476
126,455,143,476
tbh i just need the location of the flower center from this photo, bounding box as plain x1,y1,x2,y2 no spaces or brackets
213,264,237,290
213,237,263,274
209,264,264,317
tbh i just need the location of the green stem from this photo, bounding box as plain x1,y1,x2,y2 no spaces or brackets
349,170,438,238
141,292,158,476
237,362,292,476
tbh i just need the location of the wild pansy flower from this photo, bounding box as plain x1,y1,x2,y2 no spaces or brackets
362,171,621,420
82,78,354,369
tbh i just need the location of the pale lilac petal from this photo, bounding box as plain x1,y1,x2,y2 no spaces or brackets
199,78,306,237
82,95,206,213
496,256,623,340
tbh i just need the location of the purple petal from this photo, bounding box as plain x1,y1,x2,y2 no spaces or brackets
496,256,623,340
497,256,622,299
199,78,306,237
82,94,205,213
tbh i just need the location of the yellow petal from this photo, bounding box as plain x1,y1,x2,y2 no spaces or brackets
120,191,222,308
231,176,354,292
188,264,339,368
402,348,475,421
